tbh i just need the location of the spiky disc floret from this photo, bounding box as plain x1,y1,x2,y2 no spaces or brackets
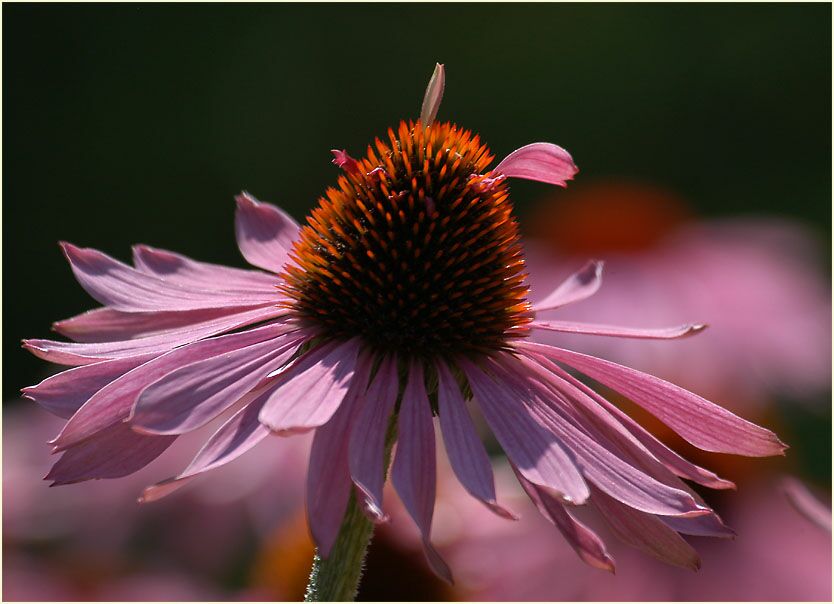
281,120,532,360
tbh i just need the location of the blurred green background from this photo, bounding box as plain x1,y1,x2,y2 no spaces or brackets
4,4,830,406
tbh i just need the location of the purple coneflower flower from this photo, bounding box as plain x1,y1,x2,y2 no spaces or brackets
23,64,785,581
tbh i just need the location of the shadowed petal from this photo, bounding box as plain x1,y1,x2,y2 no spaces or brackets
592,487,701,571
139,385,273,503
132,244,278,292
47,422,175,485
132,333,305,435
493,142,578,187
307,350,374,556
349,355,399,521
532,260,604,313
392,361,453,584
519,341,787,457
234,192,300,273
514,467,615,573
258,339,360,433
51,322,291,450
21,355,154,419
662,514,736,539
436,361,516,519
459,358,589,505
531,320,706,340
24,306,286,366
420,63,445,127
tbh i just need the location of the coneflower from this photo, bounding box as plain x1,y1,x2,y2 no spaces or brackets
23,64,785,600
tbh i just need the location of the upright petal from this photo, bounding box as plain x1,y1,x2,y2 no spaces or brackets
532,260,604,313
257,338,360,433
514,467,615,573
493,142,578,187
519,341,786,457
459,358,589,505
234,192,300,273
391,362,453,583
420,63,445,127
46,422,175,485
436,361,516,519
21,355,154,419
349,355,399,521
132,332,305,434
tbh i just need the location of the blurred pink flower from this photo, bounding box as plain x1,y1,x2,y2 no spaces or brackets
22,65,785,583
525,182,831,409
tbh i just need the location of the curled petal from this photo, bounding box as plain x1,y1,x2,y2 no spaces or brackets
420,63,445,127
532,260,604,313
234,192,300,274
331,149,360,173
493,142,578,187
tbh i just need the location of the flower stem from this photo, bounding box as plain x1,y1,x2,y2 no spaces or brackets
304,419,398,602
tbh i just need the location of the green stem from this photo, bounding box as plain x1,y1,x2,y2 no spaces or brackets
304,420,398,602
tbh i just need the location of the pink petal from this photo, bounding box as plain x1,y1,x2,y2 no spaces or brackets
391,362,453,583
661,514,736,538
21,355,154,419
419,63,445,127
257,339,360,433
132,332,304,434
132,244,279,292
331,149,360,173
24,306,287,366
435,362,516,519
60,242,275,312
519,341,787,457
459,358,589,505
493,355,708,518
782,476,832,532
538,356,734,490
234,192,299,274
493,142,578,187
591,487,701,570
139,387,273,503
530,320,707,340
349,355,399,521
51,322,291,451
532,260,604,313
307,351,374,556
46,422,175,485
514,467,615,573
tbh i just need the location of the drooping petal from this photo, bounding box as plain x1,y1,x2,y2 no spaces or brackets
435,362,516,519
493,142,578,187
46,422,175,485
234,192,300,273
391,361,453,583
51,322,292,450
60,242,275,312
257,339,360,433
132,333,305,435
591,487,701,570
530,320,706,340
21,354,154,419
514,467,615,573
24,306,286,366
661,514,736,539
307,351,374,557
519,340,787,457
459,358,589,505
349,355,399,521
139,386,273,503
420,63,445,127
532,260,604,313
132,244,279,292
536,355,734,490
491,355,708,518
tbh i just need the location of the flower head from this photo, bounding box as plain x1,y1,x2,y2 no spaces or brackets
23,64,785,581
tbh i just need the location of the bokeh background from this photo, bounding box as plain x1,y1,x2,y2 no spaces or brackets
4,3,831,601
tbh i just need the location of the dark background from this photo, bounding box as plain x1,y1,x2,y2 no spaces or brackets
4,4,830,404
